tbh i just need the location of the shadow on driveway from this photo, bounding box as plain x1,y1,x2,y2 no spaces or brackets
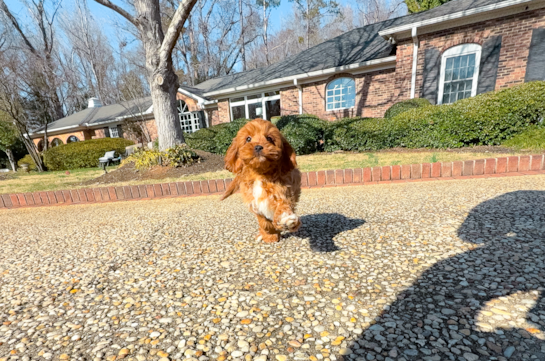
296,213,366,252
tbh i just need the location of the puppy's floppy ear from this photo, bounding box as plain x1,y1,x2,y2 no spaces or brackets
224,139,243,174
280,135,297,174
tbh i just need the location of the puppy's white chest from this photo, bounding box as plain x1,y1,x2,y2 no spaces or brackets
251,181,274,220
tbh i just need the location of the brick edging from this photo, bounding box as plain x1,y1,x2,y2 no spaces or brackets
1,155,544,210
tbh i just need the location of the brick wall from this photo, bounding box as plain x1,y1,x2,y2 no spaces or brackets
409,8,545,97
176,93,200,112
206,108,219,126
32,130,91,148
280,86,300,115
217,99,230,125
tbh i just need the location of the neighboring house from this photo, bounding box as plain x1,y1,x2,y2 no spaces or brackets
32,0,545,147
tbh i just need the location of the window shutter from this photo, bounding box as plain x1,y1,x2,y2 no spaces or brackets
525,28,545,82
104,127,110,138
477,35,502,94
421,47,441,104
197,110,207,128
117,125,124,138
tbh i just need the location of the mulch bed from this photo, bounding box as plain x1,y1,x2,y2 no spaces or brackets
82,150,225,186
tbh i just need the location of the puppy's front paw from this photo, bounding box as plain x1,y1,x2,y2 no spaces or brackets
278,213,301,232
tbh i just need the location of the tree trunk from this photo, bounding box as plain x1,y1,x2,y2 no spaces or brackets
134,0,185,150
239,0,246,71
5,148,17,172
306,1,310,49
263,1,269,66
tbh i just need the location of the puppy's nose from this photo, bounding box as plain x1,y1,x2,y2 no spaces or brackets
254,145,263,153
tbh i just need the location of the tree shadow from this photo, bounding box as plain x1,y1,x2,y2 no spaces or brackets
346,191,545,360
295,213,365,252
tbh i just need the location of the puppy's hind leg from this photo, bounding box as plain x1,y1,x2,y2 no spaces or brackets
256,214,280,243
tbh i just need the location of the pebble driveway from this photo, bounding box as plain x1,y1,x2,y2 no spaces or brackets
1,175,544,361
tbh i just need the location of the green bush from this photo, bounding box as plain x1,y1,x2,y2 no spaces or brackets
17,154,39,171
185,118,249,155
502,125,545,150
124,144,200,170
274,115,328,155
324,117,403,151
384,98,431,119
43,138,134,170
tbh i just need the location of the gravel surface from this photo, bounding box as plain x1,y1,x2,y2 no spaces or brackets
1,175,545,361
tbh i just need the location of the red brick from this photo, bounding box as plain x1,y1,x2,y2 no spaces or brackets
496,157,507,173
185,181,194,195
371,167,381,182
318,170,325,186
122,186,132,199
463,160,474,176
401,165,411,179
146,185,155,198
391,165,401,180
208,180,218,193
301,172,309,187
131,185,140,198
63,190,73,203
308,172,317,186
216,179,225,192
115,187,125,200
0,195,5,208
77,189,87,203
161,183,171,196
85,189,95,202
325,170,335,185
353,168,362,183
99,188,109,201
530,154,543,171
519,155,531,171
201,180,210,193
25,193,35,206
192,181,202,194
54,190,65,203
421,163,431,178
507,156,519,172
40,192,50,204
91,189,102,202
16,194,27,207
32,192,43,205
363,168,372,182
138,185,148,198
108,187,117,201
2,194,12,207
411,164,422,179
176,182,187,195
153,184,163,197
335,169,344,185
47,191,58,204
431,163,441,178
484,158,496,174
10,194,20,207
442,162,452,177
474,159,485,175
344,169,353,184
452,161,463,177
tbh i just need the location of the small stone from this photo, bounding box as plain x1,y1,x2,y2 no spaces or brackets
275,356,287,361
503,346,515,358
463,353,479,361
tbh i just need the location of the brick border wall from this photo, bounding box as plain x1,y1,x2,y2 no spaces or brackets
2,155,544,210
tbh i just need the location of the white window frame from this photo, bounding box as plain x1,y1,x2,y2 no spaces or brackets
229,91,281,121
326,77,356,111
178,100,201,133
438,43,482,105
109,125,120,138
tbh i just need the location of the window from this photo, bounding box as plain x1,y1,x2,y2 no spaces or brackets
178,100,201,133
326,77,355,111
50,138,63,147
229,92,281,121
109,126,120,138
67,135,79,143
439,44,481,104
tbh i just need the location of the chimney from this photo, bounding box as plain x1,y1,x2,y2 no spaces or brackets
88,97,102,108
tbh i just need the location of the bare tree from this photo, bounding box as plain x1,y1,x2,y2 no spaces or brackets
93,0,198,150
357,0,404,26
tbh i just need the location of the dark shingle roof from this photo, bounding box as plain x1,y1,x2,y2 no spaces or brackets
34,97,153,133
189,0,523,95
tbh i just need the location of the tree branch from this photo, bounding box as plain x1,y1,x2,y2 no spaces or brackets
0,0,37,54
93,0,138,26
160,0,198,65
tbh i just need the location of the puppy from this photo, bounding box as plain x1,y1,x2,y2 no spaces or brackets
221,119,301,243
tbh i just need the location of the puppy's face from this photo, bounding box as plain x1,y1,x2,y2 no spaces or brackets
225,119,297,175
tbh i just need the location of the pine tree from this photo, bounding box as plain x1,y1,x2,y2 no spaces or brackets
404,0,451,13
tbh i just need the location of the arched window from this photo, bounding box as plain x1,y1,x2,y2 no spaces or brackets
50,138,63,147
36,139,44,152
326,77,356,111
177,100,201,133
438,44,482,104
67,135,79,143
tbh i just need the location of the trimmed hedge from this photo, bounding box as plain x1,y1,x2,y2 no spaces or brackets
384,98,431,119
44,138,134,171
185,118,249,155
17,154,39,171
274,115,328,155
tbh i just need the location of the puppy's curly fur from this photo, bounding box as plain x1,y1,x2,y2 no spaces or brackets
221,119,301,243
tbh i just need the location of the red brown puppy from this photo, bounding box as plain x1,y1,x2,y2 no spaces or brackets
221,119,301,243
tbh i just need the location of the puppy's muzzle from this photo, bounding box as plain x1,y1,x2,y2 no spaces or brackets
254,145,263,155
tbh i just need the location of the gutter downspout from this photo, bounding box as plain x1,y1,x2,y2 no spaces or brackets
410,27,419,99
294,79,303,114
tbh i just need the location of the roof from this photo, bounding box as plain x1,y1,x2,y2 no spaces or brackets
188,0,533,96
34,97,153,134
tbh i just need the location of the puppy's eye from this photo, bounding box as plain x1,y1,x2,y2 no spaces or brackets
246,136,252,143
266,136,274,144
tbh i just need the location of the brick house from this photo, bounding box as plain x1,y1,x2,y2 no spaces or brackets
31,0,545,146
